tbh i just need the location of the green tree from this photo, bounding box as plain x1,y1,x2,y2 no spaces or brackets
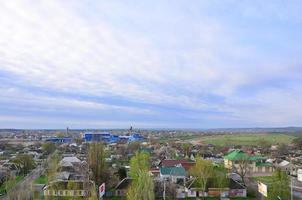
127,152,154,200
12,154,35,175
292,137,302,150
258,140,271,154
182,143,191,158
189,158,214,198
129,152,150,179
42,142,56,155
117,167,127,180
88,142,107,186
212,165,229,190
127,141,141,154
45,152,61,182
266,169,290,200
67,181,82,200
5,173,16,193
190,158,214,198
55,132,67,137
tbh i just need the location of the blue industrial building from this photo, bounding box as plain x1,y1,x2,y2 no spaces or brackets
129,133,145,142
83,132,145,143
45,137,72,143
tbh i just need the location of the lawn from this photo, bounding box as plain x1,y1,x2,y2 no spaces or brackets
34,175,47,184
251,176,274,185
184,198,253,200
194,133,295,146
0,175,24,195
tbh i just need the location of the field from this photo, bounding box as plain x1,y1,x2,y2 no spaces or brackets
185,133,295,146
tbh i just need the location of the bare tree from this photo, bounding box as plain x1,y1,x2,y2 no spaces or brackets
232,158,250,186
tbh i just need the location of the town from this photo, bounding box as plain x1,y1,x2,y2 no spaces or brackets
1,1,302,200
1,128,302,199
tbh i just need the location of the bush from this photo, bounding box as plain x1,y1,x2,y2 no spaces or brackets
247,187,256,197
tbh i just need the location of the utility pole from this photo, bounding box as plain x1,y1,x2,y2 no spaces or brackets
290,158,293,200
163,179,166,200
291,176,293,200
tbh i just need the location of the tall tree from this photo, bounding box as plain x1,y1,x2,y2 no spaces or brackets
127,152,154,200
212,165,229,190
42,142,56,155
232,155,250,186
45,152,61,182
277,144,289,156
189,158,214,198
12,154,35,175
267,169,290,200
129,152,149,179
88,142,106,186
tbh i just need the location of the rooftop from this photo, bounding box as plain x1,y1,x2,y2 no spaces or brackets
160,166,186,176
224,150,266,161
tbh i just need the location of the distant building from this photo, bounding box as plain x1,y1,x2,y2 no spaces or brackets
83,132,111,142
43,156,94,198
83,132,145,143
45,137,72,143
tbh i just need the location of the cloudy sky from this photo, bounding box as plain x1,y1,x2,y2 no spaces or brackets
0,0,302,129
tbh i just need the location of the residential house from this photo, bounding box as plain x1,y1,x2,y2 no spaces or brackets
185,178,246,198
224,150,274,175
276,160,297,176
159,159,195,172
43,156,94,198
115,178,132,197
160,166,186,185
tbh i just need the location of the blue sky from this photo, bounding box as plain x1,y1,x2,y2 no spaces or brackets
0,0,302,129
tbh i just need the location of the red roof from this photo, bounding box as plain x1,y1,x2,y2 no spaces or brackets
160,159,195,171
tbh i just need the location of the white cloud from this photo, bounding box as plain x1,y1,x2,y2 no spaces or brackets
0,1,302,127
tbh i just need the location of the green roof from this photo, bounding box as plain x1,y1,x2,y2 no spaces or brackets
139,147,152,153
160,166,186,176
224,150,266,161
250,156,267,161
224,150,248,160
256,162,273,167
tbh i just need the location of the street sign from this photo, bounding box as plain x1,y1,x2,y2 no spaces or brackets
258,181,267,197
99,183,105,198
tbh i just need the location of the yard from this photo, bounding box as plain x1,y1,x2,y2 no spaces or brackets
34,175,47,184
0,175,24,195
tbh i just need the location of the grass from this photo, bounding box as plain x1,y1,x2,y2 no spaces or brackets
184,198,252,200
0,175,25,195
187,133,295,146
34,175,47,184
251,176,274,185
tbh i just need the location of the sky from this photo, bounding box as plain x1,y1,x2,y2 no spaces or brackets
0,0,302,129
